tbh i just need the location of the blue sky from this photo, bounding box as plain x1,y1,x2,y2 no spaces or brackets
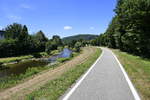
0,0,116,38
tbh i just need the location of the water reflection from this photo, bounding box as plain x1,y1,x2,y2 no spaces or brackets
0,48,72,78
48,48,72,62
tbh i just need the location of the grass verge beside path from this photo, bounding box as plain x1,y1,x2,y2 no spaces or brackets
25,48,101,100
113,49,150,100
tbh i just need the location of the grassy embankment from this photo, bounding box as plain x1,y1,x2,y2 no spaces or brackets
0,55,33,63
113,49,150,100
25,48,101,100
0,50,60,64
0,51,78,90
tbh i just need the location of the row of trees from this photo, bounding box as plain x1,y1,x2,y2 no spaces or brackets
0,23,84,57
0,23,48,57
92,0,150,57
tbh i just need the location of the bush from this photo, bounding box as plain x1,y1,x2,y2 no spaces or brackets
57,58,70,63
74,42,82,52
32,53,42,58
57,46,63,52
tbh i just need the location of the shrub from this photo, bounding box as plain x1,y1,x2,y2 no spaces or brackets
57,58,70,63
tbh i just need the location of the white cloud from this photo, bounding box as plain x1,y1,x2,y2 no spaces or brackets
90,27,95,30
64,26,72,30
7,15,21,21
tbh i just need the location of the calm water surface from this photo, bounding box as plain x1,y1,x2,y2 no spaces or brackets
0,48,72,78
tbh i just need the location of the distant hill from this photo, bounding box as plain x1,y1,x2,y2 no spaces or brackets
62,34,98,44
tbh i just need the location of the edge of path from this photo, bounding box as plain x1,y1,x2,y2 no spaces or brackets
0,47,97,100
62,47,141,100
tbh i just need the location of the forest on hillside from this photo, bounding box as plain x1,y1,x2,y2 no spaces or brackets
62,34,98,44
92,0,150,58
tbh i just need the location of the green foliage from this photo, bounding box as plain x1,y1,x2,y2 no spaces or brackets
57,58,70,63
0,23,49,57
32,53,42,58
0,55,33,63
57,46,63,52
4,23,23,39
39,52,49,57
34,30,48,51
93,0,150,58
45,35,63,54
62,34,98,45
74,42,82,52
18,25,28,42
45,41,53,54
52,35,63,46
0,39,18,57
35,31,48,42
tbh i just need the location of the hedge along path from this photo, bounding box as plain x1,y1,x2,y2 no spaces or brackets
0,47,97,100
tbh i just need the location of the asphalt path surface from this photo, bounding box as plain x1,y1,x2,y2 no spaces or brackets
62,47,140,100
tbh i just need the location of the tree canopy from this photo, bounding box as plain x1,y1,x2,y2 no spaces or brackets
0,23,49,57
92,0,150,58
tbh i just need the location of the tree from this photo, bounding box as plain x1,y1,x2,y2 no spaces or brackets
45,41,52,54
52,35,63,46
4,23,23,39
34,30,48,51
35,30,48,42
74,42,82,52
95,0,150,57
18,25,28,41
1,23,49,57
0,39,17,57
45,35,63,54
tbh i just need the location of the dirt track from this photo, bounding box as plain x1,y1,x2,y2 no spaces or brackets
0,47,97,100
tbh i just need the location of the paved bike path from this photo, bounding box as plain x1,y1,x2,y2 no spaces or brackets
62,48,140,100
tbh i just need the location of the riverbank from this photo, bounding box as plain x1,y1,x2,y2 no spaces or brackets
25,47,101,100
0,47,100,100
0,50,58,65
0,55,33,64
0,49,77,91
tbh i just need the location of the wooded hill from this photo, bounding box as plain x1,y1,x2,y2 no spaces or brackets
62,34,98,44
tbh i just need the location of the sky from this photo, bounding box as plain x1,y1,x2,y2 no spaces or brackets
0,0,116,38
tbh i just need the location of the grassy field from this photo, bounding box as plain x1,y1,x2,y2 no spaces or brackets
24,48,101,100
113,49,150,100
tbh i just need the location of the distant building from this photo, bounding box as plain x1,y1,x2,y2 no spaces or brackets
0,30,5,40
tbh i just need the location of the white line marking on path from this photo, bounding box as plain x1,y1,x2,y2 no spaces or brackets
111,50,141,100
63,49,104,100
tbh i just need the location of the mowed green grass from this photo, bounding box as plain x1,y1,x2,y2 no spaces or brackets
25,48,101,100
113,49,150,100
